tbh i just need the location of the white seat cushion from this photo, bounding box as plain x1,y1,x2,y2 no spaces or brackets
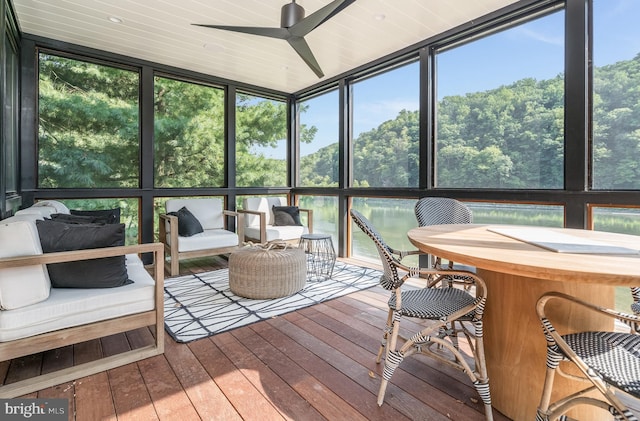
0,220,51,310
244,225,308,242
166,228,239,252
0,255,155,342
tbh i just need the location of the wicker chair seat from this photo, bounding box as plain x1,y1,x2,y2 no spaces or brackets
562,331,640,397
389,287,476,319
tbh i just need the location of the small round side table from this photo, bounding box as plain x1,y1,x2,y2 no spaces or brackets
298,233,336,281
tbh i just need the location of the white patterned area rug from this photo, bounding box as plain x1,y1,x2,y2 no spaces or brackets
164,261,382,343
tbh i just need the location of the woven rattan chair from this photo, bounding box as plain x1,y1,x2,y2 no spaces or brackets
350,209,493,420
536,292,640,420
414,197,473,269
629,287,640,335
632,287,640,316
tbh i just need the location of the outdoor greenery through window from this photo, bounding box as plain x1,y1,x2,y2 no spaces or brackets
591,0,640,189
591,206,640,312
38,53,140,188
298,195,338,246
350,199,564,264
435,10,564,189
352,62,419,188
298,89,337,187
351,197,419,266
54,198,139,245
236,93,287,187
468,202,563,227
154,76,224,188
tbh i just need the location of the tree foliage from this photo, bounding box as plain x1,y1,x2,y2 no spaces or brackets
39,55,140,188
38,52,640,190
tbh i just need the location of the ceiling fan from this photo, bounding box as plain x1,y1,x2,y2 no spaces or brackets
193,0,356,78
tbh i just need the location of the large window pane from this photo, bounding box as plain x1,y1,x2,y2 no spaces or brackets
154,76,224,188
592,0,640,189
435,11,564,189
298,90,338,187
298,195,338,245
351,197,419,266
467,202,564,227
352,62,419,188
38,54,140,188
236,94,287,187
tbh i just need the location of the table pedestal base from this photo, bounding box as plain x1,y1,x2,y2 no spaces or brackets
479,268,614,421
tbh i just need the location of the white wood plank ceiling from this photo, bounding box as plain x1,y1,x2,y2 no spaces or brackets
13,0,521,93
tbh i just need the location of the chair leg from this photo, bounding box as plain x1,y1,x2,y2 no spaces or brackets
377,350,404,406
376,309,393,364
471,325,493,421
377,312,404,406
537,344,561,420
170,254,179,276
473,379,493,421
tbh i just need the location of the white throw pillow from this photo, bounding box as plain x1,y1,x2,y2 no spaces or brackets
0,220,51,310
14,205,58,219
32,200,70,214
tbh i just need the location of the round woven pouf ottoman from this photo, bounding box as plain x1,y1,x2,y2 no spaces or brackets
228,243,307,299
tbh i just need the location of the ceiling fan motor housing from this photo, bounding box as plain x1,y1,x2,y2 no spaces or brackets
281,2,305,28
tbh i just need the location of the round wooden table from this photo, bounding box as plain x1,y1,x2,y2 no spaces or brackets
407,224,640,421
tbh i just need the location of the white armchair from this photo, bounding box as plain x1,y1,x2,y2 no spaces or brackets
238,197,312,244
159,198,243,276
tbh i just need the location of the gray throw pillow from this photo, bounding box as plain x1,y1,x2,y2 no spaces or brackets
70,207,121,224
36,220,131,288
272,205,303,226
50,213,105,225
167,206,204,237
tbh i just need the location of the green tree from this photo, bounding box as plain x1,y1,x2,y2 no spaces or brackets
592,54,640,189
39,54,140,188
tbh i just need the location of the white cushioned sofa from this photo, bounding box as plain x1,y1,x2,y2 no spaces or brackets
0,201,164,398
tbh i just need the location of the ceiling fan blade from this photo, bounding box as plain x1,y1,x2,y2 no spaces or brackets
289,0,356,37
192,24,289,40
288,36,324,78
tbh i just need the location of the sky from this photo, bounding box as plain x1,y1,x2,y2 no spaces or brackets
259,0,640,158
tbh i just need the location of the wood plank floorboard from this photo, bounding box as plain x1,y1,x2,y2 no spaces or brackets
2,257,510,420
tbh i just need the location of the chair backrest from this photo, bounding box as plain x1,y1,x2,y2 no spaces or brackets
414,197,472,227
632,287,640,315
242,197,287,227
350,209,402,291
165,198,224,230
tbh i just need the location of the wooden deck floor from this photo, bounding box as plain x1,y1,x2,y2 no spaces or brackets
2,256,510,420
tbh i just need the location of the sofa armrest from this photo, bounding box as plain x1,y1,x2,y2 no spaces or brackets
223,210,244,245
299,208,313,233
0,243,164,269
237,209,268,243
159,212,179,252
